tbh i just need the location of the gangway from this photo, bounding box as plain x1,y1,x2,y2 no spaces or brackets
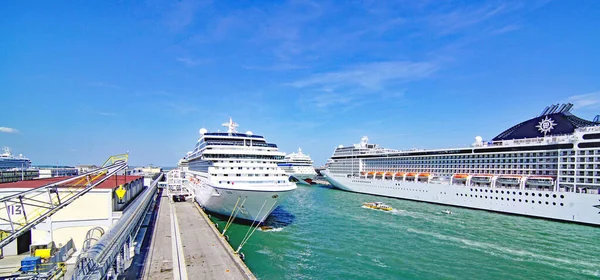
0,154,129,250
166,169,193,202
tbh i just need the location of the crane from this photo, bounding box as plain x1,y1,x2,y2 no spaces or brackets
0,153,129,249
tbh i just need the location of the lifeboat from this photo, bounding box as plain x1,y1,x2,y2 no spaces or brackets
360,172,367,175
367,172,376,175
470,174,494,183
406,173,417,177
385,172,394,176
418,173,431,177
525,176,555,187
496,175,522,185
376,172,385,175
452,174,469,179
395,172,406,177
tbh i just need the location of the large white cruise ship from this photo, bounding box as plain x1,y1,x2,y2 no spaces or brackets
184,118,297,223
323,103,600,226
277,148,318,185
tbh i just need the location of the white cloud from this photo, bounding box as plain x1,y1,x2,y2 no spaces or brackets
89,82,122,90
176,57,207,67
567,92,600,109
491,24,521,34
290,61,437,90
0,127,19,134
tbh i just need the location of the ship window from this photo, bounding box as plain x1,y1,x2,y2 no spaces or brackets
525,192,528,196
525,200,528,203
560,203,564,206
553,194,556,198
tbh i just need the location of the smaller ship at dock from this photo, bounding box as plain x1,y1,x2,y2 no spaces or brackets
277,148,318,185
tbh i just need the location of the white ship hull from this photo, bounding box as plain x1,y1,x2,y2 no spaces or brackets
189,175,296,223
323,171,600,226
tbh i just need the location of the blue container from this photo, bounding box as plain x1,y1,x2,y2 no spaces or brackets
21,256,41,272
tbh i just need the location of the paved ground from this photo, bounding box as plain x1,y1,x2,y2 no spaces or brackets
143,195,254,280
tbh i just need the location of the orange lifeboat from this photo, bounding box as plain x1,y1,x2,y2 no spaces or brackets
395,172,405,177
453,174,469,179
360,172,367,175
367,172,376,175
376,172,385,175
406,173,417,177
385,172,394,176
418,173,431,177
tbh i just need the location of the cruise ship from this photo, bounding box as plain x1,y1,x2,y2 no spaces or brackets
323,103,600,226
184,118,297,223
277,148,318,185
0,147,31,170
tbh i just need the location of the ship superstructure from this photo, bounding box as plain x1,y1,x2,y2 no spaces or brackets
0,147,31,170
277,148,318,185
184,118,296,223
323,103,600,226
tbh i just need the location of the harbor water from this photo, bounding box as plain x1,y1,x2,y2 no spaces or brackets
210,185,600,279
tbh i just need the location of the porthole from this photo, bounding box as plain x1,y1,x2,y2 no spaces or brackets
470,188,473,191
519,199,522,202
513,191,516,195
501,191,504,194
545,202,549,205
538,193,542,197
485,196,488,199
501,198,504,200
525,200,528,203
519,192,522,195
538,201,542,204
545,194,549,198
495,190,499,193
560,203,564,206
531,200,535,204
553,202,556,205
560,195,564,199
496,197,498,200
513,198,516,201
553,194,557,198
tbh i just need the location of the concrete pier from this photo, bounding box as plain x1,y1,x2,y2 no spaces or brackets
142,194,255,280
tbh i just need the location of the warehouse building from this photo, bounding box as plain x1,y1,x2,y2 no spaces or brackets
0,175,143,257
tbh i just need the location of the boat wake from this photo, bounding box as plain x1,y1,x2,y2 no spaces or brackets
259,226,284,232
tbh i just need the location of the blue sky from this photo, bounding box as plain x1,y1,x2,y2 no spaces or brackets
1,0,600,167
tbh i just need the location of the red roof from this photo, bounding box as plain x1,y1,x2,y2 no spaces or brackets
0,175,142,190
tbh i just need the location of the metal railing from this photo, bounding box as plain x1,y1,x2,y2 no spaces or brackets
72,173,164,280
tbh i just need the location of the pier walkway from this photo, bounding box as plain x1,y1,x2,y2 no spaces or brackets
142,194,255,280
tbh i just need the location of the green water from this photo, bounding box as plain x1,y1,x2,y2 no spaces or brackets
210,185,600,279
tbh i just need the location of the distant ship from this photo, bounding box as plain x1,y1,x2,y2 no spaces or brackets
278,148,318,185
0,147,31,170
323,103,600,226
183,118,297,223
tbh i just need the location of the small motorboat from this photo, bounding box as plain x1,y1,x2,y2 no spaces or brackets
363,202,393,211
442,209,452,215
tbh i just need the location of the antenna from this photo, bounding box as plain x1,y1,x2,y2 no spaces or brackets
221,118,239,134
